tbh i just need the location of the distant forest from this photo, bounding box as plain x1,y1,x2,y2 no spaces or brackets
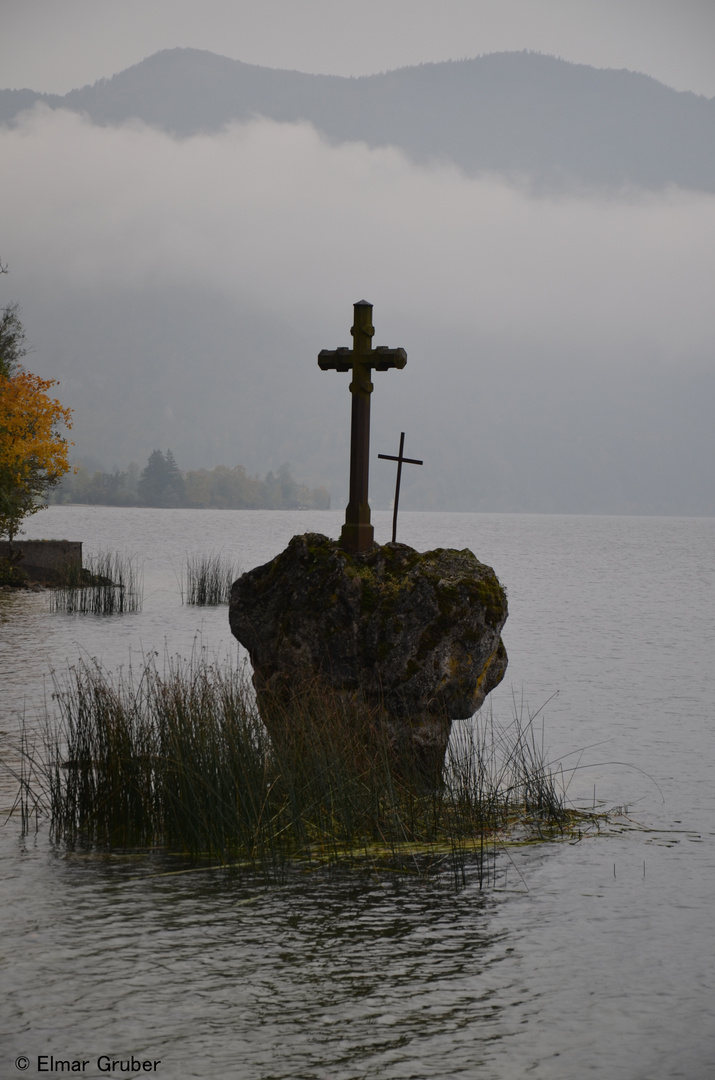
51,450,330,510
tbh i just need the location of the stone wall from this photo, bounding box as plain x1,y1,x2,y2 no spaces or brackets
0,539,82,582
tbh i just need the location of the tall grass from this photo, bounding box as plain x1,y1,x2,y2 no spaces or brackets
181,553,239,605
17,654,579,879
49,551,143,615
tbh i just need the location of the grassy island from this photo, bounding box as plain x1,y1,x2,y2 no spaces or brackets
15,654,597,882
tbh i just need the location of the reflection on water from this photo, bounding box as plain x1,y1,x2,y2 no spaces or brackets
5,853,505,1079
1,507,714,1079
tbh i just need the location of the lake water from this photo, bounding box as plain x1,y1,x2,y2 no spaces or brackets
1,506,713,1080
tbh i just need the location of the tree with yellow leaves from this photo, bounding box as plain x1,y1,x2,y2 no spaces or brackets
0,299,73,541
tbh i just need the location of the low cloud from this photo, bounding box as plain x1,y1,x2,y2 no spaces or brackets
2,107,714,511
5,107,715,351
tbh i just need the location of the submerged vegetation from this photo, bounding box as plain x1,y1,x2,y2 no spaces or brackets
181,552,239,605
49,551,143,614
0,554,28,586
15,654,592,881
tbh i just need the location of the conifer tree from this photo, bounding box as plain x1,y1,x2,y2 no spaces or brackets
138,449,186,507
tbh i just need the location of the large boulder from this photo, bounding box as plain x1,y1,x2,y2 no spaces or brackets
229,533,508,777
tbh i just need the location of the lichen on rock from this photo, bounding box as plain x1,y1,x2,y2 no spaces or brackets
229,533,508,779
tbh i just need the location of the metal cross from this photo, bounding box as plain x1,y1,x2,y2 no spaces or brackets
378,432,423,544
319,301,407,552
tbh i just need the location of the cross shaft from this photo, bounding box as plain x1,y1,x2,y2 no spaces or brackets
319,301,406,552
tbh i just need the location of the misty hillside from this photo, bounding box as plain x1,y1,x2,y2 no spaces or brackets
2,47,715,191
3,46,715,517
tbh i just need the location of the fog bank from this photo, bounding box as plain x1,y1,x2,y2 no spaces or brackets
2,107,714,512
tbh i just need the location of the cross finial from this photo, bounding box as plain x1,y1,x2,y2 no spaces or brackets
319,302,407,553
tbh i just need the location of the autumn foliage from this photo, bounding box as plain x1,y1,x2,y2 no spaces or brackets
0,303,73,540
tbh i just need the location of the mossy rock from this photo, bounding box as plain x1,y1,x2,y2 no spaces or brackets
229,534,508,775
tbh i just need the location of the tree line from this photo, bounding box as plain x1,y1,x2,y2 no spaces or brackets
1,283,328,544
52,450,331,510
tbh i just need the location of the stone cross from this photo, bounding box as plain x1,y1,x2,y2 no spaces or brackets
319,301,407,552
378,432,423,544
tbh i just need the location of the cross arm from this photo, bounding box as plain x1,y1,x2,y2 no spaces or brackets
378,453,423,465
372,346,407,371
318,347,352,372
318,346,407,373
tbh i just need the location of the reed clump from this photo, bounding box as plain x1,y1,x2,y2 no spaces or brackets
49,552,143,615
181,553,239,605
18,655,579,877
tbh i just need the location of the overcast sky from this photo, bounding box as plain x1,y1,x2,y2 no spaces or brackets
2,0,714,512
2,0,715,97
3,103,714,505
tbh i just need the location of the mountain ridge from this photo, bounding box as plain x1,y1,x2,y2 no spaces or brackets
3,48,714,191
